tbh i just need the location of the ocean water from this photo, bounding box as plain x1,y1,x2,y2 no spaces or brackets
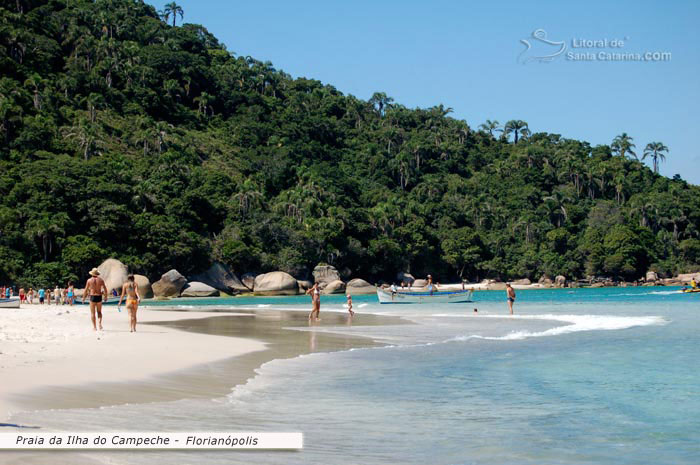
9,287,700,464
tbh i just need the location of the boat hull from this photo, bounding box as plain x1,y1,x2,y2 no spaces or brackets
377,288,473,304
0,298,20,308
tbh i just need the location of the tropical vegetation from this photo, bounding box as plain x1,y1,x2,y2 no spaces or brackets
1,0,698,288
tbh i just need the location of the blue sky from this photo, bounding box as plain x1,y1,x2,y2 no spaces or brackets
156,0,700,184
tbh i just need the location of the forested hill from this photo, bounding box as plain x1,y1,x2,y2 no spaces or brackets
1,0,698,287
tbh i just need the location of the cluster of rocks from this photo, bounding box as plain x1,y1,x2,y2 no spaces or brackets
82,259,700,299
80,260,378,299
641,271,700,286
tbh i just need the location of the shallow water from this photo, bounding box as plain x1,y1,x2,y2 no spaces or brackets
8,287,700,464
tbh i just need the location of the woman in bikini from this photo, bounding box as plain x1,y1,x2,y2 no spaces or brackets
306,282,321,321
118,275,141,332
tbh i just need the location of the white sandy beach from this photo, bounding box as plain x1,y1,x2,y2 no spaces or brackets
0,303,266,421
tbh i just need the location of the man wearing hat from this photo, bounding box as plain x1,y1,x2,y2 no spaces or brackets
82,268,108,330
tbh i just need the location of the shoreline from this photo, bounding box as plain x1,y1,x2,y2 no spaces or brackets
0,305,267,422
142,284,684,302
1,305,404,424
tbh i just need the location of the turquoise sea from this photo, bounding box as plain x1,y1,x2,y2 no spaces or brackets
10,287,700,464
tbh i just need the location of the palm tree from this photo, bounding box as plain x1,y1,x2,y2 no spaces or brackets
504,120,529,144
233,179,264,217
611,133,636,159
369,92,394,116
194,92,214,117
62,119,97,160
543,191,570,227
161,2,184,27
478,119,501,138
642,142,669,173
23,73,46,110
26,213,69,262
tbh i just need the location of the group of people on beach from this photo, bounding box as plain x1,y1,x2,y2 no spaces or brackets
3,268,142,332
2,283,77,305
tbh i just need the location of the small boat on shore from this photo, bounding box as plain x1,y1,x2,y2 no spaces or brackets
0,297,20,308
377,288,474,304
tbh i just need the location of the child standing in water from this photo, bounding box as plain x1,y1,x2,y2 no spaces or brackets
346,294,355,316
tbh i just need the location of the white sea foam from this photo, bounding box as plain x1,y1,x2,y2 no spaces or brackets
447,314,666,342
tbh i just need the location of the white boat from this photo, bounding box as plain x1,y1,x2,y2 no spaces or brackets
377,288,474,304
0,297,20,308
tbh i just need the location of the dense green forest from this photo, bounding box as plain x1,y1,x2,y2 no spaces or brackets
1,0,699,287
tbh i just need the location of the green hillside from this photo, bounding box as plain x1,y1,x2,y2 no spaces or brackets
1,0,699,286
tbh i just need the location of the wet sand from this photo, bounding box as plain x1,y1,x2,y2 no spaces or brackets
8,309,406,416
1,308,407,465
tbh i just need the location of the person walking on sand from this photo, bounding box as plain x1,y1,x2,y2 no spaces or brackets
506,283,516,315
66,282,75,306
82,268,108,330
306,282,321,321
346,294,355,316
27,287,34,304
38,287,45,305
19,287,25,304
118,275,141,332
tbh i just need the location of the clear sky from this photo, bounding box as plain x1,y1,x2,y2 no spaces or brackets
155,0,700,184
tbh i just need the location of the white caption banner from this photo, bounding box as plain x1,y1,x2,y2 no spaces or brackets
0,432,303,450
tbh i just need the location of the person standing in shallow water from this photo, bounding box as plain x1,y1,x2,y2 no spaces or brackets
506,283,516,315
346,294,355,316
118,275,141,332
306,282,321,321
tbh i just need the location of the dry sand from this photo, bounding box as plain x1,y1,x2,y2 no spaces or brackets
0,303,266,421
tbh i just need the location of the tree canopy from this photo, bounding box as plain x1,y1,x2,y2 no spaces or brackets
0,0,698,287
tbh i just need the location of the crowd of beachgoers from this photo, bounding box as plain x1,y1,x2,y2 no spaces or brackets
1,283,77,306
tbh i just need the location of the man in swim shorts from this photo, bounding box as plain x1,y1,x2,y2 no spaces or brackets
82,268,108,330
506,283,516,315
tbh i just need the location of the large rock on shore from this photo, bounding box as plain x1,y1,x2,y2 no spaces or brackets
413,279,428,288
152,269,187,297
555,275,566,287
346,278,376,295
511,278,531,286
181,281,220,297
254,271,299,295
134,274,153,299
313,265,340,284
97,258,128,293
396,272,415,285
297,280,313,291
190,262,248,294
538,275,554,285
646,271,658,282
677,272,700,282
241,273,256,291
323,279,346,295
